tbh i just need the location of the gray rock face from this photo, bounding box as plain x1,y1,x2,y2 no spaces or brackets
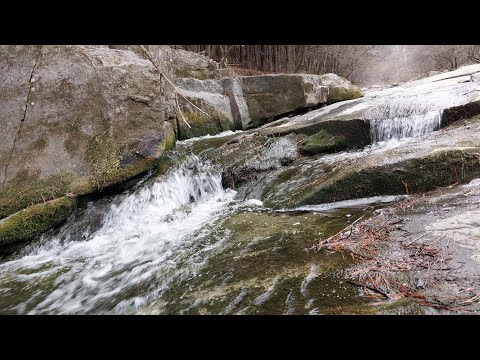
471,72,480,83
302,74,331,107
109,45,221,81
222,77,250,129
176,85,235,140
319,73,363,104
174,74,329,135
110,48,335,136
241,74,329,128
0,45,174,219
241,74,305,127
146,45,220,80
0,45,39,187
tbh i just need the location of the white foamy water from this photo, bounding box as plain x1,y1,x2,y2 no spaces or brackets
268,70,480,143
369,109,443,143
181,130,243,143
286,195,408,213
248,137,298,171
0,156,237,314
312,137,418,166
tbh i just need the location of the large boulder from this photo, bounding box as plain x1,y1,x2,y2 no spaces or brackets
161,46,221,80
257,98,371,154
171,72,365,140
109,45,221,81
0,45,175,245
222,77,250,130
319,73,363,104
241,74,329,128
174,74,329,137
111,48,333,136
175,78,235,139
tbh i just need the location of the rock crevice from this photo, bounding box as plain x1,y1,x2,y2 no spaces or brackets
2,46,42,186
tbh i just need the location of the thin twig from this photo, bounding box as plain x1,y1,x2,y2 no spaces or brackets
351,214,366,227
460,293,480,304
175,94,191,128
140,45,213,119
405,232,429,246
426,231,447,245
435,182,459,190
346,280,390,299
315,214,366,247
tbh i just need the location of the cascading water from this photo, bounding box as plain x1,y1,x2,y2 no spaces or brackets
2,68,479,315
0,156,237,314
370,109,443,143
0,146,387,315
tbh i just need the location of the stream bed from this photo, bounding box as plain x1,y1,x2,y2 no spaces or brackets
0,138,414,314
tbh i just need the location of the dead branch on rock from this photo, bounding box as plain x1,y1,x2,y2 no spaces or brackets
175,94,191,129
346,280,390,299
139,45,212,129
312,199,478,312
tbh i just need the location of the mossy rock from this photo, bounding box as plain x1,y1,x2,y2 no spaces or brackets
242,75,306,128
0,196,77,247
441,100,480,127
319,73,364,105
177,94,234,140
299,130,348,155
262,118,371,156
85,134,121,188
0,130,174,220
327,86,363,105
164,130,176,152
300,149,480,206
178,110,230,140
174,68,215,80
0,171,77,219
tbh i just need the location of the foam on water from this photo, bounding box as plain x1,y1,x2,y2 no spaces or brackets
370,109,443,143
0,156,237,314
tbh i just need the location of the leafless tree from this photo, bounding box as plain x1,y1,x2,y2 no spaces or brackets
180,45,480,86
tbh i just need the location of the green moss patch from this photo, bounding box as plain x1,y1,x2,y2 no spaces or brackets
441,101,480,127
164,129,177,151
84,133,161,189
0,171,77,219
178,110,233,140
327,86,363,105
85,134,121,188
176,95,234,139
1,132,171,219
300,149,480,205
174,67,214,80
63,119,86,156
300,130,348,155
0,196,77,247
31,137,48,152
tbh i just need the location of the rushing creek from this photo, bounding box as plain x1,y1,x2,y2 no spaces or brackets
0,133,421,315
0,150,394,314
1,73,479,314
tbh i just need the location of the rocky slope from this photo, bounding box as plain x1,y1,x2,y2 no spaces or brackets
0,45,176,246
0,45,357,248
181,64,480,209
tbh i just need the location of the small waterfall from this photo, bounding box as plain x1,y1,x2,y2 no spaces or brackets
0,156,236,314
368,106,443,143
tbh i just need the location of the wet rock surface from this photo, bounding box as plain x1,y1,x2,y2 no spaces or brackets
0,45,175,245
175,74,330,136
320,178,480,314
2,50,480,314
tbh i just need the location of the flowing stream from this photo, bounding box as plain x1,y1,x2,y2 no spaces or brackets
1,85,470,314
